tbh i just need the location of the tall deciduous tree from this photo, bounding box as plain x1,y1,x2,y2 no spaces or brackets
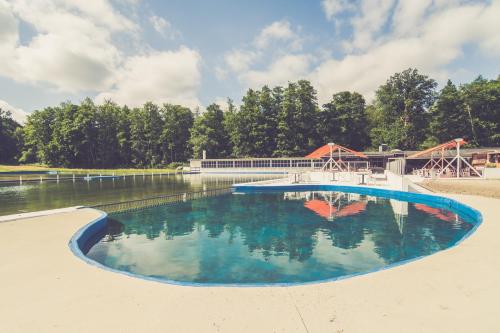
371,68,437,150
276,80,319,156
319,91,369,150
461,76,500,146
231,89,267,157
190,103,231,159
0,108,21,163
161,104,194,163
427,80,470,146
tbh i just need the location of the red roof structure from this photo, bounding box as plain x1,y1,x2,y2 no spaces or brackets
407,138,481,178
305,143,368,172
407,138,466,159
305,143,368,159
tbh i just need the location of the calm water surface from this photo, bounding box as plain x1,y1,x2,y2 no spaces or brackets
0,174,278,215
86,191,475,284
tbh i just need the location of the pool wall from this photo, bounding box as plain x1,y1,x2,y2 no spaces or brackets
69,184,483,287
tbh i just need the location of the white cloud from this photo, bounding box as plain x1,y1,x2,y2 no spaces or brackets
96,47,202,109
149,15,180,39
0,99,28,124
224,49,259,73
391,0,433,37
0,0,204,109
321,0,353,20
311,0,500,104
255,20,298,49
241,55,311,88
345,0,396,51
0,0,133,92
220,20,305,84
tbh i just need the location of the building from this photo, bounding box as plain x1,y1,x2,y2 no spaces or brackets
190,147,500,175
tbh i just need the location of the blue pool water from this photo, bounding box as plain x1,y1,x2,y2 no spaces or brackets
85,190,477,285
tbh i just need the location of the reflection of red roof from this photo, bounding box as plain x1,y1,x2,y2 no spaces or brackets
305,144,368,159
336,201,367,217
414,204,456,222
304,199,337,219
304,199,366,219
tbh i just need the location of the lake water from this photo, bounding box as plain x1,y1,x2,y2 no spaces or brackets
0,174,279,216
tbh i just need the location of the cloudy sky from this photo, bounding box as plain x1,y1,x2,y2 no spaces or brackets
0,0,499,123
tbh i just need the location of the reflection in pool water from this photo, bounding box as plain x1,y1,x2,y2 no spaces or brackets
86,191,475,284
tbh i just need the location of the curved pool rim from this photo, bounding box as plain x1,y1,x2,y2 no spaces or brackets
69,184,483,287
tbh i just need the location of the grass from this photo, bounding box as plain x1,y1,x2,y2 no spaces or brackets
0,164,177,174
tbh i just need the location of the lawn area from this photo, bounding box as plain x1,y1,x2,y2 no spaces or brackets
0,164,177,174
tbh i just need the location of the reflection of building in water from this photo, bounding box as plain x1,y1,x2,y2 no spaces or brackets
390,199,408,234
290,191,367,221
413,204,459,224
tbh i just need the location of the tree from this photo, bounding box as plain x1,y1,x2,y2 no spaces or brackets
230,89,266,157
276,80,319,156
129,103,164,167
427,80,470,146
371,68,437,150
260,86,279,156
190,103,231,159
460,76,500,146
0,108,21,163
222,98,238,157
160,104,194,163
319,91,370,150
95,101,121,167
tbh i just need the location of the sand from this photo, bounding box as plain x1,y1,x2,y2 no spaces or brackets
421,179,500,199
0,195,499,333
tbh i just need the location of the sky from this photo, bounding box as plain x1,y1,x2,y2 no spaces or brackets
0,0,499,123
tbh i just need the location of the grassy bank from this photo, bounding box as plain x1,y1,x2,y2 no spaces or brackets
0,164,177,174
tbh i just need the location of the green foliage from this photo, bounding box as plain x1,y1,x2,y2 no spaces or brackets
190,103,231,159
161,104,194,163
371,68,437,150
460,76,500,146
20,101,194,168
319,91,370,150
428,80,469,145
0,108,21,163
276,80,319,156
10,71,500,168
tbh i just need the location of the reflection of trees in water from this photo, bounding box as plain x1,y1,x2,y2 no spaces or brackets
104,192,473,264
193,194,320,262
364,199,473,264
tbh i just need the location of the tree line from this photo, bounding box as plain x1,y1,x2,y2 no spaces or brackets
0,68,498,167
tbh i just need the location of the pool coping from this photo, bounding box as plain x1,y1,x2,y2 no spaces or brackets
68,183,483,288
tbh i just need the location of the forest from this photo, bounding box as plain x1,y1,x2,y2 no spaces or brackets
0,68,499,168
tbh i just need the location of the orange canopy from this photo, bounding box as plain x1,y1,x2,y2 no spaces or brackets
407,139,466,159
305,144,368,159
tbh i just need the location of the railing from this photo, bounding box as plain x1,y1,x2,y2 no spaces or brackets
90,187,233,214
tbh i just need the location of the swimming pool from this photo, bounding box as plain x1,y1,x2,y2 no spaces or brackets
76,186,481,286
